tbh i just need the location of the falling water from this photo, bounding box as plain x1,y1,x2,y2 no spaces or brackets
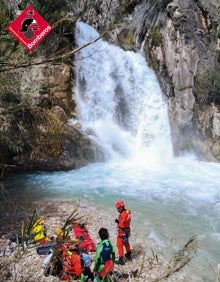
74,21,173,168
4,22,220,281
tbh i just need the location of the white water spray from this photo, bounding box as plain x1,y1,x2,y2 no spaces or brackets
74,22,173,167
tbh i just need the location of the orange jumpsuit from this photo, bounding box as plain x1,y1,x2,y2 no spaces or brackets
61,241,83,281
116,209,131,257
61,251,83,281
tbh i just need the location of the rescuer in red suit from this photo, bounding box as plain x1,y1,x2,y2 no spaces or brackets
114,200,132,265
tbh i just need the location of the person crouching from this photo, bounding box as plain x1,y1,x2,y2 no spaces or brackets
61,240,85,281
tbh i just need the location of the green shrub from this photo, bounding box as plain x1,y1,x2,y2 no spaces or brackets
0,88,36,156
30,110,64,159
20,0,69,24
204,71,220,104
151,28,162,47
0,0,14,31
0,88,64,161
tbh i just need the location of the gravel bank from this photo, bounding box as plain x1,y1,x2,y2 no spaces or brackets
0,196,204,281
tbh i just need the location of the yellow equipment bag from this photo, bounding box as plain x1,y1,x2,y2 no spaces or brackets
32,218,46,243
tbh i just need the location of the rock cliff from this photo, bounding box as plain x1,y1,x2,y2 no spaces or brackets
1,0,219,174
75,0,220,161
140,0,220,161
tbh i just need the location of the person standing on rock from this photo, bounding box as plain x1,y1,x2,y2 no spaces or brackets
114,200,132,265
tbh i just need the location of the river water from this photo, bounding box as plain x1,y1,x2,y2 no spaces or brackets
4,22,220,281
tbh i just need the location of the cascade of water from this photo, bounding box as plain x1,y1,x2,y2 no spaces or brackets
74,22,173,165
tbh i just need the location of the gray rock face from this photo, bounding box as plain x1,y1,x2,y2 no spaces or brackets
131,0,220,161
7,0,219,172
20,62,73,114
159,0,219,160
13,122,105,171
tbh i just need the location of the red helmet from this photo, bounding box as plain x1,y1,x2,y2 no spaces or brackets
115,200,125,209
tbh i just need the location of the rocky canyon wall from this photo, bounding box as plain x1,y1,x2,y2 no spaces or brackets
76,0,220,161
3,0,219,173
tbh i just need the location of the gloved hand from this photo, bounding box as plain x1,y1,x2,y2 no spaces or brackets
115,218,119,224
122,234,127,243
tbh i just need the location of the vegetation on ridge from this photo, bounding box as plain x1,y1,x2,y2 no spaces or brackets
204,72,220,105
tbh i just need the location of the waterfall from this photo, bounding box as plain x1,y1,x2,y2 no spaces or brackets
74,21,173,167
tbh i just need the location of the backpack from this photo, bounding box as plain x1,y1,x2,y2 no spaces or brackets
124,209,131,227
100,241,113,263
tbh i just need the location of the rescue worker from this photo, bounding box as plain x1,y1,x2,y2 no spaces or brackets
51,227,93,281
114,200,132,265
61,239,85,281
94,228,115,282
